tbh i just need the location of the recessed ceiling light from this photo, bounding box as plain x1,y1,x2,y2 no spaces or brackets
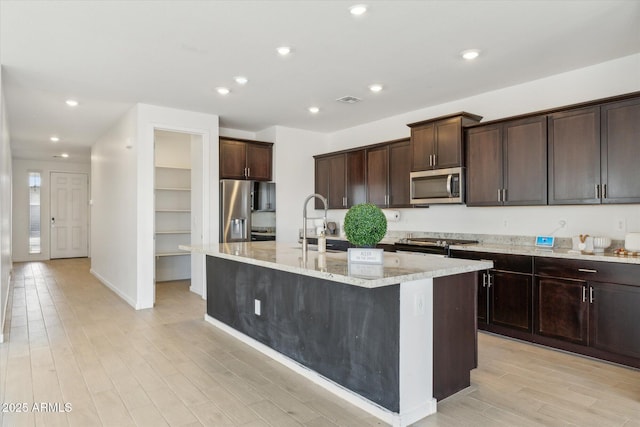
369,84,383,93
65,99,79,107
276,46,291,56
216,87,230,95
461,49,480,60
234,76,248,85
349,4,368,16
308,106,320,114
61,153,69,158
50,136,60,142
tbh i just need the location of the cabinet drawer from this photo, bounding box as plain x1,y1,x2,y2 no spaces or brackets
450,250,532,274
535,257,639,286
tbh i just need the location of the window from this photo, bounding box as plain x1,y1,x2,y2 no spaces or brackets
29,172,41,254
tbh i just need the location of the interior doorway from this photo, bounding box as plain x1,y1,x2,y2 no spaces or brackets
50,172,89,259
153,129,205,301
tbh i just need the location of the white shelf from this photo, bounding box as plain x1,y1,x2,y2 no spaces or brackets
155,209,191,213
156,251,190,257
156,230,190,235
155,187,190,191
155,165,190,170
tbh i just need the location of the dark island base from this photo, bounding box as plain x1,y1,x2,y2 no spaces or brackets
206,255,478,416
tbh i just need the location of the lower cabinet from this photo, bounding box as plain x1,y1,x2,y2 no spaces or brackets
452,249,640,369
489,271,532,333
450,250,533,337
535,277,588,345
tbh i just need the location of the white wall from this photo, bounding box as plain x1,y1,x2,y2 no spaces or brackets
91,106,139,307
91,104,218,308
305,54,640,241
0,67,12,343
269,126,329,242
11,159,90,262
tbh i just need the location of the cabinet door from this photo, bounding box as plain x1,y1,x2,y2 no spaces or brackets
590,282,640,359
366,146,389,206
411,123,435,171
315,157,330,209
489,271,532,332
388,139,411,207
535,277,588,345
328,154,347,209
346,150,366,207
601,98,640,204
466,125,502,206
246,143,272,181
478,271,489,327
548,107,601,204
219,139,247,179
503,116,547,205
434,117,462,168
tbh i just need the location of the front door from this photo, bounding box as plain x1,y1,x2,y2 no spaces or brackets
50,172,88,259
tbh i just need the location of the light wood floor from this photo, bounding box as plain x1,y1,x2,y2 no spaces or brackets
0,259,638,427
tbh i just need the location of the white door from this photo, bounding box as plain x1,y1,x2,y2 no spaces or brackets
50,172,89,259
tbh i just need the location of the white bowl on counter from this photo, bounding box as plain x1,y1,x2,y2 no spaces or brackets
592,236,612,253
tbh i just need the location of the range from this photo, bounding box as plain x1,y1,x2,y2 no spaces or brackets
394,237,478,256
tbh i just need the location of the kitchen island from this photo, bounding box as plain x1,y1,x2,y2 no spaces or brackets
182,242,492,426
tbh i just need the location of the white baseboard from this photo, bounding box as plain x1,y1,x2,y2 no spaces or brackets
90,269,138,309
0,269,12,344
205,314,407,426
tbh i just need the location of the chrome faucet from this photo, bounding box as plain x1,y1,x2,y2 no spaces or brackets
302,193,328,252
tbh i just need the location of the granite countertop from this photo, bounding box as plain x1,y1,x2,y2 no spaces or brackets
450,243,640,265
180,241,492,288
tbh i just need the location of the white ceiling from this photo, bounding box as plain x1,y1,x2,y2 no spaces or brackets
1,0,639,162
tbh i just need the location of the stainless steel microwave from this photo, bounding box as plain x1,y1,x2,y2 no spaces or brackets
410,167,464,205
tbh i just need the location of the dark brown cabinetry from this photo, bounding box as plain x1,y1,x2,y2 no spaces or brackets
534,257,640,366
366,139,411,208
314,154,346,209
466,116,547,206
600,97,640,204
549,97,640,205
449,250,533,336
408,112,482,171
314,150,367,209
220,138,273,181
314,138,411,210
548,107,601,204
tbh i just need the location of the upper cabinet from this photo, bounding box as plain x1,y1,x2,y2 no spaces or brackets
548,97,640,205
467,116,547,206
600,97,640,204
408,112,482,171
220,138,273,181
548,107,601,204
314,139,411,210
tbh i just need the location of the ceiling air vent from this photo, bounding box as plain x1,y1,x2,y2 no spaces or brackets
336,95,362,104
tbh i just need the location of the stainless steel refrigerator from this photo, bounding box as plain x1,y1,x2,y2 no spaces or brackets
220,180,252,243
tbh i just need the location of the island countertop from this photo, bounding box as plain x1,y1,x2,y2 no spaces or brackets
181,241,493,288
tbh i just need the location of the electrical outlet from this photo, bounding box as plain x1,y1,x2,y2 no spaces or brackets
614,218,626,232
503,219,509,228
559,219,567,228
254,299,261,316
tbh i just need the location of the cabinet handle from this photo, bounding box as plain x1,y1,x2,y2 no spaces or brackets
247,167,251,177
502,188,507,202
603,184,607,199
582,285,586,303
595,184,600,199
343,196,347,207
487,273,493,288
428,154,432,167
244,167,248,177
578,268,597,273
497,189,502,203
482,273,487,288
433,154,437,166
589,287,594,304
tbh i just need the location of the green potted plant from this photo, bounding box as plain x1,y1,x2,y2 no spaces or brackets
344,203,388,247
